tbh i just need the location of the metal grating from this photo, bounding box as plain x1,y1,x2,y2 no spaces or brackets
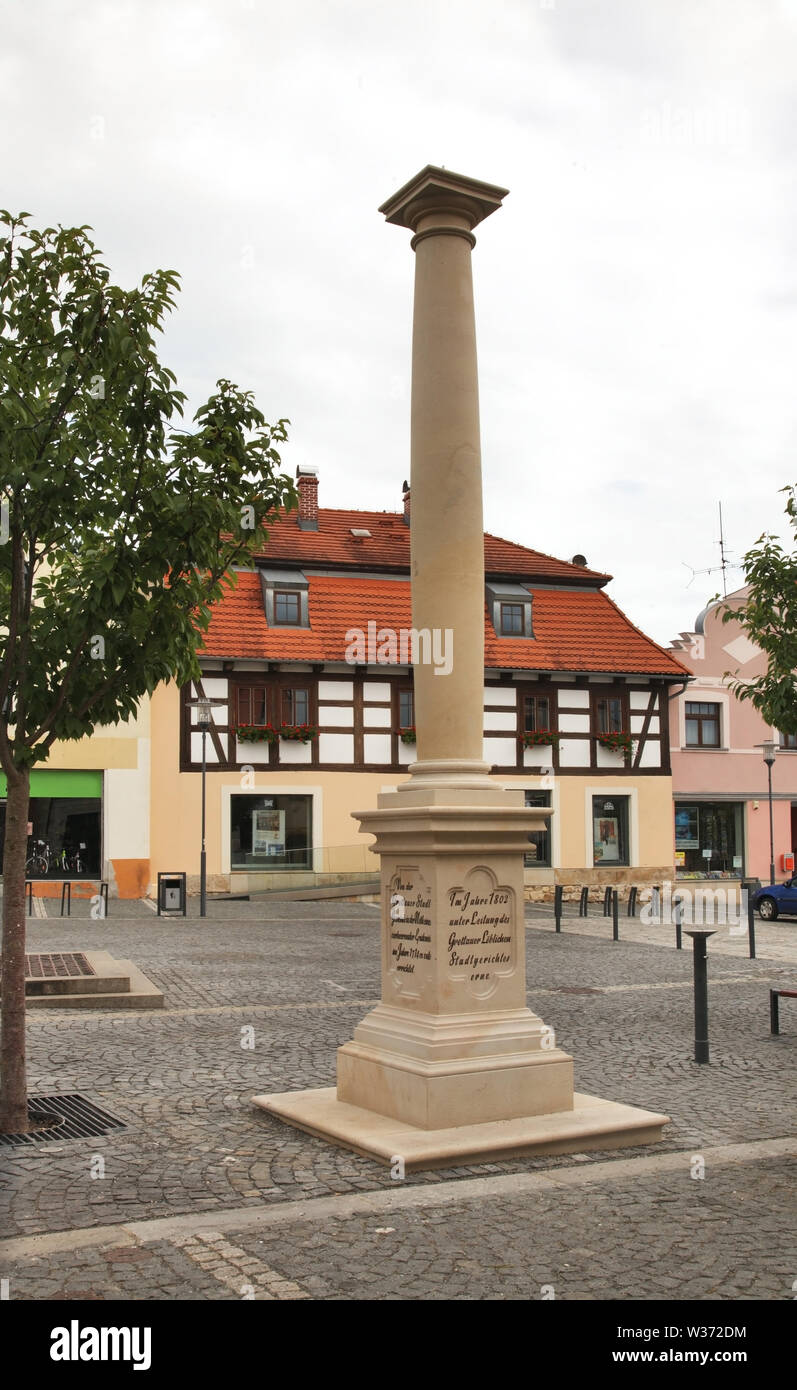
0,1094,127,1147
25,953,95,979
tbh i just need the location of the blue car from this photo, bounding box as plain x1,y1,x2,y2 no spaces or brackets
753,879,797,921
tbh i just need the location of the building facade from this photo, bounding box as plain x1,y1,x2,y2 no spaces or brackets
667,588,797,885
147,472,690,898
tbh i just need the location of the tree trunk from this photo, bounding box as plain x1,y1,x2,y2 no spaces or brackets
0,764,30,1133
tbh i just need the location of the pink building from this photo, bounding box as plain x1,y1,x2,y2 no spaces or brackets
667,587,797,885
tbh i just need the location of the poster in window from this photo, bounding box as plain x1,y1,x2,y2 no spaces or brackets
252,807,285,856
675,806,699,848
593,816,620,862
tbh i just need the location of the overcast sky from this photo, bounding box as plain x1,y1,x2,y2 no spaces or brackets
3,0,795,646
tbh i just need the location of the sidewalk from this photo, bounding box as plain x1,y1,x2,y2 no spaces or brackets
1,903,795,1300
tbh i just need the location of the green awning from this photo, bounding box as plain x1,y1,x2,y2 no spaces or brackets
0,770,103,799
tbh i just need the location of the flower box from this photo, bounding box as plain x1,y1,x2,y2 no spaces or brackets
398,726,417,745
236,724,278,744
597,731,634,758
521,729,559,748
279,724,318,743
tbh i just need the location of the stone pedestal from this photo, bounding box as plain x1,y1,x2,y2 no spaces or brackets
337,786,573,1129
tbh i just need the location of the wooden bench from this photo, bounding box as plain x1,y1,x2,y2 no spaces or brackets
769,988,797,1035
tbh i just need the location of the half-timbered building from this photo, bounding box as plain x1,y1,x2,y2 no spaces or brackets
148,470,690,898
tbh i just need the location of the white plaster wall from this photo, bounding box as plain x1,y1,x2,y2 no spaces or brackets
364,707,391,728
559,740,591,768
364,733,392,763
558,713,590,733
319,733,354,762
105,742,150,858
319,680,353,700
191,732,220,763
639,740,661,768
484,711,517,731
561,689,589,708
279,740,313,764
484,736,516,765
363,683,392,703
319,704,354,727
235,739,271,764
484,686,517,706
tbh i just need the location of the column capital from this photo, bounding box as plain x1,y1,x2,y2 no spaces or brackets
379,165,509,238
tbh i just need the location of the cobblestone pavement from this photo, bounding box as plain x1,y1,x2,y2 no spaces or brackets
1,903,795,1300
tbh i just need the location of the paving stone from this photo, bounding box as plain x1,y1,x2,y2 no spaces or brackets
1,904,794,1300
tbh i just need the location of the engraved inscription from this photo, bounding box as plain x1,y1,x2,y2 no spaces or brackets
447,869,516,997
387,868,432,995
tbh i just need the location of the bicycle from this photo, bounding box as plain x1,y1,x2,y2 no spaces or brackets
25,839,50,876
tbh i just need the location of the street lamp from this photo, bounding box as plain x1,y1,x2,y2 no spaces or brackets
756,740,778,886
195,696,212,917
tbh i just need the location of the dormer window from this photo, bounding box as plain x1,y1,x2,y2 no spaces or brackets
486,582,533,639
274,591,301,625
260,568,310,629
500,603,524,636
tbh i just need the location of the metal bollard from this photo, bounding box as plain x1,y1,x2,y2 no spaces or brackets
603,886,612,917
746,890,756,961
579,886,589,917
612,889,619,941
674,893,683,951
554,884,563,934
685,929,716,1063
628,885,637,917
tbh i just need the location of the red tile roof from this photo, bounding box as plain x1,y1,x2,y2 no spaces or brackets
202,572,690,677
255,507,610,583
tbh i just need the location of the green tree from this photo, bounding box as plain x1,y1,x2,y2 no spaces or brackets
0,213,295,1133
721,486,797,733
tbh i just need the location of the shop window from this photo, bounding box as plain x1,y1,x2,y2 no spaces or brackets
525,790,551,867
674,801,743,877
592,795,629,867
0,797,101,877
230,794,312,871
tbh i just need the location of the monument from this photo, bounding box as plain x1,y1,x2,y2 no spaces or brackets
253,166,669,1168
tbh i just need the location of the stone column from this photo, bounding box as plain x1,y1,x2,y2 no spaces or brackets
381,170,501,777
253,167,669,1167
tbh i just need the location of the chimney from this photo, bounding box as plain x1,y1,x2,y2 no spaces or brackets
296,466,319,530
402,479,410,527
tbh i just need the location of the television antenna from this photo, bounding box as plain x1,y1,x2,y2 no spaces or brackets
682,501,741,596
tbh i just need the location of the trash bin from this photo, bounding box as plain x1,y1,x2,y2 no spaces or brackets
157,871,187,916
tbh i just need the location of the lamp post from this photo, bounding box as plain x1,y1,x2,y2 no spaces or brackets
195,696,212,917
757,740,778,886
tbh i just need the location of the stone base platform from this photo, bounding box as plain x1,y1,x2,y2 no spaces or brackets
252,1088,670,1172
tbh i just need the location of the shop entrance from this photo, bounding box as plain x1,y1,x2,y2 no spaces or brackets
0,770,103,878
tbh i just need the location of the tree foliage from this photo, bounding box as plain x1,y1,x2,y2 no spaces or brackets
0,212,295,772
721,486,797,734
0,211,295,1131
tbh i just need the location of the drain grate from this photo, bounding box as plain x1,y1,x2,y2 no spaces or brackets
25,953,95,980
0,1094,126,1147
